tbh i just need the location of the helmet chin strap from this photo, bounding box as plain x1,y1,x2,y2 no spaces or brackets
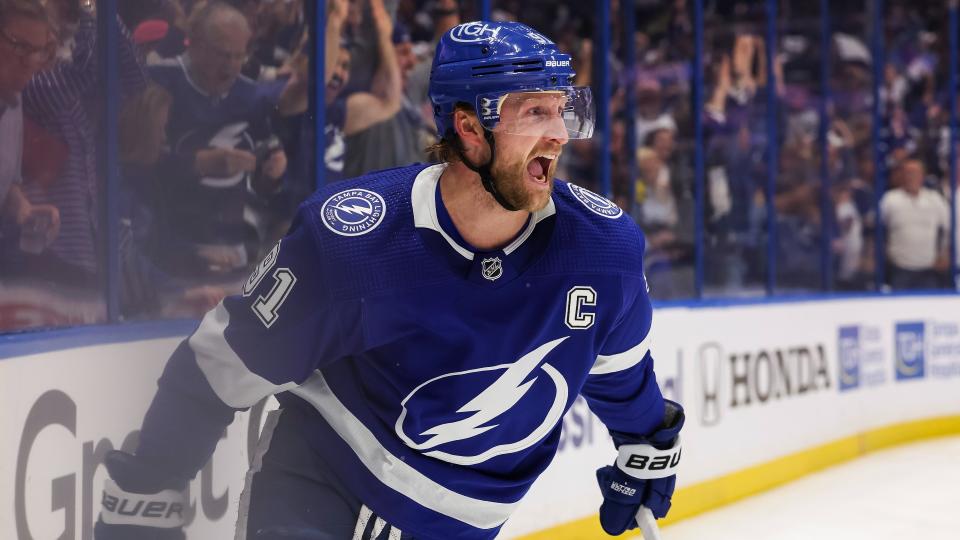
455,129,521,212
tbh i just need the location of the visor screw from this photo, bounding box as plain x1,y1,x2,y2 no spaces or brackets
481,46,489,54
551,76,557,84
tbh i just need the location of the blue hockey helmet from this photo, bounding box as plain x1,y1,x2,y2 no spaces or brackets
428,21,595,141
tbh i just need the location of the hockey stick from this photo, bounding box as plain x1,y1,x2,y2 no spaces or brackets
635,506,662,540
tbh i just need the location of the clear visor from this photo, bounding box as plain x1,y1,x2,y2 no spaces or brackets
476,87,595,140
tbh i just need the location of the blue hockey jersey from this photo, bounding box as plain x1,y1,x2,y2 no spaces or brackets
135,163,666,539
147,57,285,250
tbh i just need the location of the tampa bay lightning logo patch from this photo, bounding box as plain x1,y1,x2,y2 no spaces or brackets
567,183,623,219
321,188,386,236
395,337,570,466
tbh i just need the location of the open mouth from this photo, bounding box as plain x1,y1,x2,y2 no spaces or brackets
327,75,344,93
526,154,555,185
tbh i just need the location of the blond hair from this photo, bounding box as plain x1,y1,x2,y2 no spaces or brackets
425,103,476,163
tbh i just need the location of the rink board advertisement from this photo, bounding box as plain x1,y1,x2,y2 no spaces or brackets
3,296,960,539
0,336,275,540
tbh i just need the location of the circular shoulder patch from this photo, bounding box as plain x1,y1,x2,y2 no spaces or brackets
567,183,623,219
321,188,387,236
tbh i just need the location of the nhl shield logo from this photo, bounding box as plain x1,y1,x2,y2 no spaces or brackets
481,257,503,281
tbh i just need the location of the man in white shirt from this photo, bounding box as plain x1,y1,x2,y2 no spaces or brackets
880,159,950,289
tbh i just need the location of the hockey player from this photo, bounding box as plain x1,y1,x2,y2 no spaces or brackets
95,20,684,540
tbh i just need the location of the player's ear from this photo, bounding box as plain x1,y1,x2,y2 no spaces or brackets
454,109,486,156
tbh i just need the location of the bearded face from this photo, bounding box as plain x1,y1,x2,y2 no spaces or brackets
487,138,561,212
484,92,570,212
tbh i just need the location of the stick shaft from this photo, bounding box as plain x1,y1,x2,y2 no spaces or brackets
635,506,662,540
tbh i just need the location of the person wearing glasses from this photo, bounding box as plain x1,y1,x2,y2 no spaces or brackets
16,0,145,289
0,0,61,264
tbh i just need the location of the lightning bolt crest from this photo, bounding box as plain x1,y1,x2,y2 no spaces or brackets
196,122,251,188
335,203,373,217
411,337,568,451
209,122,248,149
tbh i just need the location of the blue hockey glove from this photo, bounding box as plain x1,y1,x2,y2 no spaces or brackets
94,450,189,540
596,400,684,536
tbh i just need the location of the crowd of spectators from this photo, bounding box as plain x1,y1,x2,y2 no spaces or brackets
0,0,463,329
549,0,959,297
1,0,959,331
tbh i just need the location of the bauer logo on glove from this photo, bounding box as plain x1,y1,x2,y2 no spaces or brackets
619,442,682,478
100,478,186,528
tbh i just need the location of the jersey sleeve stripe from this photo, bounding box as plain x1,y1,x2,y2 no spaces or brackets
290,371,519,530
190,302,298,408
590,335,651,375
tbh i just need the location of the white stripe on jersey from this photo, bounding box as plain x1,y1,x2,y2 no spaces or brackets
503,199,556,255
591,334,651,375
352,505,373,540
370,516,387,538
291,372,519,530
190,302,298,408
410,164,558,259
410,164,474,260
235,410,282,540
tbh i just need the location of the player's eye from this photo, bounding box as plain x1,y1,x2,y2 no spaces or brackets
527,106,546,117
